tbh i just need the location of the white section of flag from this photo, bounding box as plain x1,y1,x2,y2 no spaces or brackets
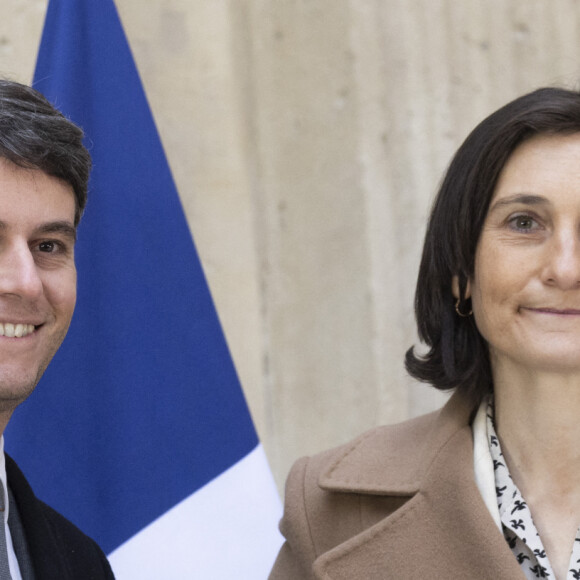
108,444,282,579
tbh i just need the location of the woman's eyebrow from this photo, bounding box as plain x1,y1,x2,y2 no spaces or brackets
489,193,549,212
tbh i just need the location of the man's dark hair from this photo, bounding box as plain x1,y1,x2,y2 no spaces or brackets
405,86,580,406
0,79,91,225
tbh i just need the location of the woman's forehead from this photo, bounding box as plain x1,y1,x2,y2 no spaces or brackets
492,132,580,202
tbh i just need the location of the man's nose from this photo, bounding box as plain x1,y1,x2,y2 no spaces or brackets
0,242,43,299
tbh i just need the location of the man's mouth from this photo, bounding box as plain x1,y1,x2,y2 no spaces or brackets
0,323,36,338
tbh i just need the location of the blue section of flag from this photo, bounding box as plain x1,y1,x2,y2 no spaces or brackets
5,0,258,554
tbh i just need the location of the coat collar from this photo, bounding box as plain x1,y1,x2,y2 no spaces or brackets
318,390,473,495
313,392,525,579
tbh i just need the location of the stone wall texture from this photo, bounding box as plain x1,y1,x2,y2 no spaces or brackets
3,0,580,491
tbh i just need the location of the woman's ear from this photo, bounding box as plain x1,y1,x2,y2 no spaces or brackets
451,275,471,300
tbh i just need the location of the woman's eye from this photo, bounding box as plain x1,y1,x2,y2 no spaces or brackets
510,215,537,230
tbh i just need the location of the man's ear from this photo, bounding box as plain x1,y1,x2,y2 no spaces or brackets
451,275,471,300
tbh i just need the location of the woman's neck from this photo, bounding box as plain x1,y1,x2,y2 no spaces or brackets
492,364,580,579
493,365,580,492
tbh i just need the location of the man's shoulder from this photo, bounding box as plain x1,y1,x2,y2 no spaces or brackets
6,454,115,579
29,492,107,560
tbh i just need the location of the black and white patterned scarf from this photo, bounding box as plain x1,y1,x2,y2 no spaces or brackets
487,400,580,579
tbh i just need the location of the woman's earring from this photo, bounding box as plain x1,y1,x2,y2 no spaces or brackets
455,298,473,317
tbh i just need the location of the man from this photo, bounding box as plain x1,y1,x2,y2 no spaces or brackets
0,80,114,578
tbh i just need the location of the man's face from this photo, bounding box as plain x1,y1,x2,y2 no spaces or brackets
0,158,76,416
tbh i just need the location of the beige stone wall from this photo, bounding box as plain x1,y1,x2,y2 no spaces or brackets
3,0,580,491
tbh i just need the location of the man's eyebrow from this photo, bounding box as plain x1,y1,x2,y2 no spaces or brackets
36,221,77,242
489,193,549,212
0,220,78,242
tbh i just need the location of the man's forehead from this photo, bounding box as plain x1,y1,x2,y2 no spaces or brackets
0,160,77,230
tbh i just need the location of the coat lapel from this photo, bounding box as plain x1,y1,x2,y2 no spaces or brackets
313,393,525,579
6,454,73,580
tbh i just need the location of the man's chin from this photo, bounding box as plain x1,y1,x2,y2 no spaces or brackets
0,376,42,413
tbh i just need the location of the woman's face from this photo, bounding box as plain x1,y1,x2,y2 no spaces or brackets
466,132,580,375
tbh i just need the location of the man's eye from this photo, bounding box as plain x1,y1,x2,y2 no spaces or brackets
38,241,56,252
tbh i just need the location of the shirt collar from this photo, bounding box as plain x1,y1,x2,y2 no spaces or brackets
0,437,9,526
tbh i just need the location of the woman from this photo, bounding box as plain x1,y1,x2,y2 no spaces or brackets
269,87,580,579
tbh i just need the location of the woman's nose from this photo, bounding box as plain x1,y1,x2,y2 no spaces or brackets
542,233,580,290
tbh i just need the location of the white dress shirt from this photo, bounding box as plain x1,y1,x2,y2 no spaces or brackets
0,437,23,580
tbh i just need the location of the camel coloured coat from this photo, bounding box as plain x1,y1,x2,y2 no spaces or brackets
270,391,526,579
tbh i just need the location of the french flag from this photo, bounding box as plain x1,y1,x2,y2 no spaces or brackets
5,0,282,577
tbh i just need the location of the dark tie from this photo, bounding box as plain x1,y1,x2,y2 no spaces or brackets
0,479,13,579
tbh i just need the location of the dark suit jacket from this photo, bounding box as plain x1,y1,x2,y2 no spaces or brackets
270,391,527,579
6,454,115,580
